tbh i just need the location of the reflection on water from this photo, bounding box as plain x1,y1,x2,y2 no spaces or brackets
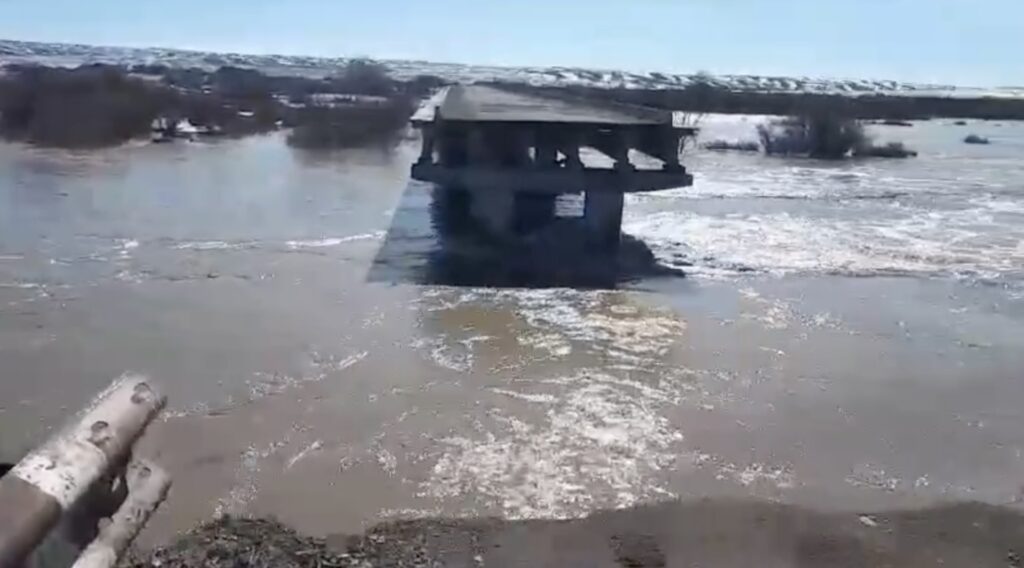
367,182,683,289
631,118,1024,285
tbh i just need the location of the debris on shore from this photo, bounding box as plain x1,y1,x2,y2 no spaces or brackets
126,500,1024,568
125,516,465,568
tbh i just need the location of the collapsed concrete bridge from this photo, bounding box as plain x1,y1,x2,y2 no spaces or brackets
411,85,695,248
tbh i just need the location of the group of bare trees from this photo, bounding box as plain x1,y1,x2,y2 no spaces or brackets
0,65,166,147
286,96,415,149
0,60,442,149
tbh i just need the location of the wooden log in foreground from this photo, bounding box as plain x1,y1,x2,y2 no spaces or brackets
71,460,171,568
0,375,166,567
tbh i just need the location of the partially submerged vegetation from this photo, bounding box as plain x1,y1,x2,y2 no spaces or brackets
0,61,443,148
287,97,415,149
854,141,918,158
0,65,165,147
757,114,868,159
879,118,914,127
703,139,760,152
505,82,926,160
755,113,916,159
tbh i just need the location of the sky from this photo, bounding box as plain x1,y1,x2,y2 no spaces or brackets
1,0,1022,86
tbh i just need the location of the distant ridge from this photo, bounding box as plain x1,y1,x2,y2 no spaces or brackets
2,38,1021,100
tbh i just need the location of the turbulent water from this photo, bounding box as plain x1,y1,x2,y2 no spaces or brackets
1,117,1022,540
630,117,1024,283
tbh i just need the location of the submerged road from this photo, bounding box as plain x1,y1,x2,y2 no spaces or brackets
437,84,663,125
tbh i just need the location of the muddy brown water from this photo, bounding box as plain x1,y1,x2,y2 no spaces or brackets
1,120,1023,555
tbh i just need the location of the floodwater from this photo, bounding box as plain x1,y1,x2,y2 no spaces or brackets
1,118,1023,544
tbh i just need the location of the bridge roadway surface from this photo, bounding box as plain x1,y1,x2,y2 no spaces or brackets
430,85,665,125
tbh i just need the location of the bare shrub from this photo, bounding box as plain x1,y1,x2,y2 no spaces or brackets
854,141,917,158
328,59,395,97
757,113,868,159
0,65,166,147
287,97,415,149
703,139,759,152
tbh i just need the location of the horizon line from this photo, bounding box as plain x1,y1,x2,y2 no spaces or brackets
0,36,988,90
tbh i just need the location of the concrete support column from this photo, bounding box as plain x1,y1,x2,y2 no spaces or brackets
470,190,516,238
467,126,488,165
438,127,467,167
584,190,624,249
504,127,530,167
514,192,556,233
417,124,436,165
561,128,583,170
662,129,682,171
612,130,633,172
535,133,558,168
564,144,582,169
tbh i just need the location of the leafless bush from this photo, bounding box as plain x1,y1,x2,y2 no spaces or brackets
757,113,868,159
328,59,395,97
703,139,759,152
0,64,288,147
854,141,917,158
0,65,166,147
286,97,415,149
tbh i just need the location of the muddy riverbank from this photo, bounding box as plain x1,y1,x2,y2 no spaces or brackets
135,499,1024,567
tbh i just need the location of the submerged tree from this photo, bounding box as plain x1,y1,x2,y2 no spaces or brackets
757,112,868,159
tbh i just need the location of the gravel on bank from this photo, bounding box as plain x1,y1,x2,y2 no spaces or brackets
126,499,1024,568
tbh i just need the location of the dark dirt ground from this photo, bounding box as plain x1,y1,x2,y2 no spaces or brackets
126,499,1024,568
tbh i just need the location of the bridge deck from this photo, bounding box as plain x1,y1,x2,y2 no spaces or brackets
436,85,664,126
409,85,693,246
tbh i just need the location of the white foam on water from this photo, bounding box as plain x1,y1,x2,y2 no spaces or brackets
417,287,686,369
625,208,1024,279
115,238,139,259
376,448,398,477
173,240,257,251
0,282,42,289
489,388,558,404
246,350,368,401
411,336,477,373
495,289,686,368
334,351,369,371
378,507,444,520
286,440,324,470
285,231,385,249
636,178,822,202
516,331,572,358
846,463,903,492
423,369,687,519
717,462,795,490
970,195,1024,216
215,438,291,517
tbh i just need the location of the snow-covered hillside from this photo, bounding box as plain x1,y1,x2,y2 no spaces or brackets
2,38,1020,99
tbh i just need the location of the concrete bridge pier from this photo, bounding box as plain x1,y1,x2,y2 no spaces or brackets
469,191,516,237
412,85,695,250
584,191,625,248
